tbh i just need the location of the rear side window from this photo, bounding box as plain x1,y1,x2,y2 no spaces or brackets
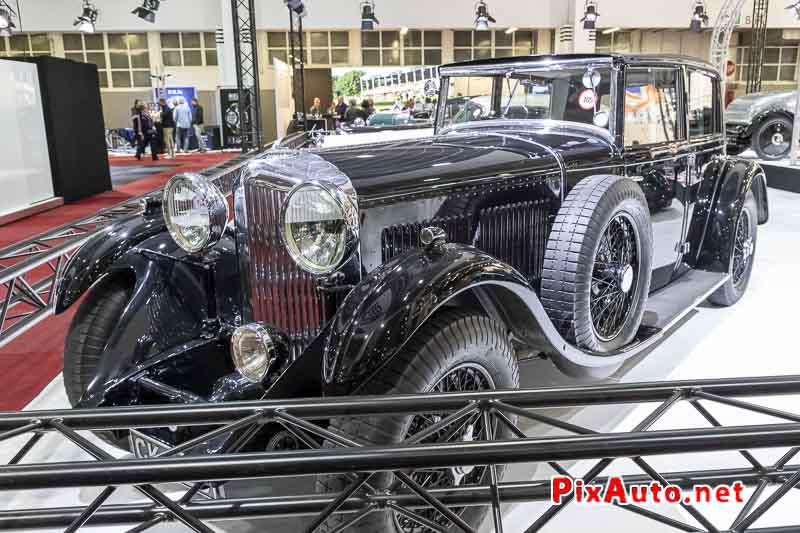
624,67,679,146
688,70,716,137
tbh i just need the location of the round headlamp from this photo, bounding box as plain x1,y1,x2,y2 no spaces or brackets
281,183,358,275
163,173,228,254
231,323,287,384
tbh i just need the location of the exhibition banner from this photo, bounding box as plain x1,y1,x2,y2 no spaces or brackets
155,86,197,108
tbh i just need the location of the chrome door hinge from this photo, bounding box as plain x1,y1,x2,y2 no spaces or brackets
675,242,691,254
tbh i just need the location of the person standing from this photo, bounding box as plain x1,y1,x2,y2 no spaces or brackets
132,102,158,161
191,98,208,152
159,98,176,159
173,97,193,153
308,97,322,118
334,95,348,125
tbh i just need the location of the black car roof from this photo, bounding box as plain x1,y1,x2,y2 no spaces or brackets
440,53,719,78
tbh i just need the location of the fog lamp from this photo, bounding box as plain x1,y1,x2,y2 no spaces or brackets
231,324,287,384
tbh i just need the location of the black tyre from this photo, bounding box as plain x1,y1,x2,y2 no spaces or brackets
63,277,133,450
541,175,653,353
708,191,758,307
752,116,792,160
315,310,519,533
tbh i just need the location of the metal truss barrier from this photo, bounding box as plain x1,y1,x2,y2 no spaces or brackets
0,153,254,350
2,375,800,532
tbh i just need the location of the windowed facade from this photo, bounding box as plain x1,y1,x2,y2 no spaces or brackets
266,31,349,66
0,33,51,57
307,31,349,65
595,30,632,53
402,30,442,65
453,29,536,61
161,32,218,67
362,30,401,66
734,29,799,84
107,33,151,88
63,33,108,88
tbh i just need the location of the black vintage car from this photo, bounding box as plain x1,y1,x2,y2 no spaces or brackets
55,53,768,531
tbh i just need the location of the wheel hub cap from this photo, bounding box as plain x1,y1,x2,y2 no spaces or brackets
772,133,785,146
620,265,634,294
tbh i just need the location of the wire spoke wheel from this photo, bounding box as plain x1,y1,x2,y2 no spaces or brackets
394,364,495,533
731,207,753,288
590,213,641,342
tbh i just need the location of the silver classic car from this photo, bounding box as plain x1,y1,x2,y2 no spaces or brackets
726,90,797,160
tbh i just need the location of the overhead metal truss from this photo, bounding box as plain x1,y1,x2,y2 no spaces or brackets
2,374,800,532
0,154,253,350
709,0,748,93
745,0,770,94
230,0,263,152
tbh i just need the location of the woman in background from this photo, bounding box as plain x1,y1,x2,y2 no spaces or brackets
132,101,158,161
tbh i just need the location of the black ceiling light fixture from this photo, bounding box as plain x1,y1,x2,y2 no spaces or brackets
581,0,599,30
0,0,18,37
285,0,307,17
361,0,379,30
474,1,496,30
132,0,161,24
74,0,99,33
690,0,709,32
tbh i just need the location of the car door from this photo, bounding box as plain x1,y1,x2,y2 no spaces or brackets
673,67,725,277
622,65,688,292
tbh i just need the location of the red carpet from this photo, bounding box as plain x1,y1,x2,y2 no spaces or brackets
0,151,237,411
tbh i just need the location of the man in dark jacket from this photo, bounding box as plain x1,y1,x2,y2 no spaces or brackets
132,101,158,161
191,98,207,152
159,98,176,158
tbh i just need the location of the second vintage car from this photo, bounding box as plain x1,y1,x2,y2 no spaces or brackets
726,90,797,160
55,53,768,532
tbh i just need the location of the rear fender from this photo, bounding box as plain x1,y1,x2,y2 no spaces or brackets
687,157,767,274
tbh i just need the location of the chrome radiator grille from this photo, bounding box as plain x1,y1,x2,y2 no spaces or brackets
381,200,551,284
244,181,329,358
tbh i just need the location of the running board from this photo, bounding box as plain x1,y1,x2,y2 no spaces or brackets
640,269,729,334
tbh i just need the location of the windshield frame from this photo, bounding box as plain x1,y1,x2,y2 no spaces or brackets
435,57,621,142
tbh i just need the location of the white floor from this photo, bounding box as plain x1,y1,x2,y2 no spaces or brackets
1,188,798,533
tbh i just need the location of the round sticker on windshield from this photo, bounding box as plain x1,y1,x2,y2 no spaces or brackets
593,111,609,128
582,70,601,89
578,89,597,111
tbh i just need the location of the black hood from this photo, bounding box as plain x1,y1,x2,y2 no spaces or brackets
315,122,618,202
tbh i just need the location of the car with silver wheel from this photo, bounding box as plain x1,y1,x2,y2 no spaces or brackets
726,90,796,160
54,53,768,532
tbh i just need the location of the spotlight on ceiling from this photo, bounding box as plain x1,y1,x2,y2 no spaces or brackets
361,0,378,30
284,0,307,17
132,0,161,24
690,0,709,32
787,1,800,20
474,1,496,30
0,1,18,37
74,1,99,33
581,0,599,30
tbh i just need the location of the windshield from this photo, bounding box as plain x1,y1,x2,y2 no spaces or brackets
439,66,614,131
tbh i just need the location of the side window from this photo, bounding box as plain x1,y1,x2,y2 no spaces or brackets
688,70,716,137
624,67,679,146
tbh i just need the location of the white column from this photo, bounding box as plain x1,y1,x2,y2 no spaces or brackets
218,0,237,88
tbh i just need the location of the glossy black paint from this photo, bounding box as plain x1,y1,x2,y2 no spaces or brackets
57,54,769,414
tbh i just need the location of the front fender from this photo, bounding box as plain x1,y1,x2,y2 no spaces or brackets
54,211,166,313
321,244,530,393
688,157,767,274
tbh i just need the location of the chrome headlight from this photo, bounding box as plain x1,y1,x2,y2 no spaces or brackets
163,173,228,253
281,182,358,275
231,323,288,383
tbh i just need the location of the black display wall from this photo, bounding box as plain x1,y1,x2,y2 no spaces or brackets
15,56,111,202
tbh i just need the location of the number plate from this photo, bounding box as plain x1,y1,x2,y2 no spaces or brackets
129,429,172,458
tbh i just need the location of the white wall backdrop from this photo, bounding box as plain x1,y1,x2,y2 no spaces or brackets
0,59,54,217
